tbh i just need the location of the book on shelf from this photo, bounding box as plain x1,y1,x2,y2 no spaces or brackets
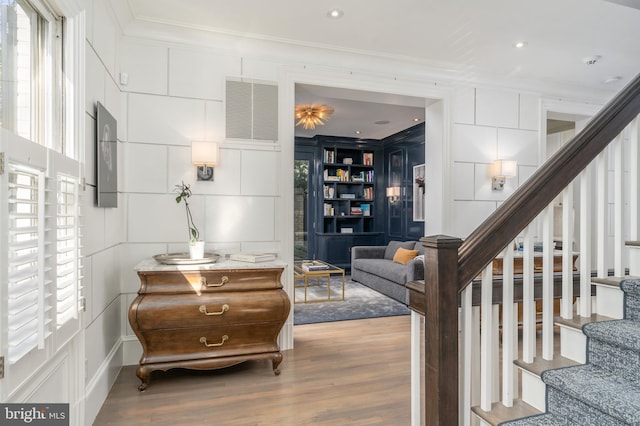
363,187,373,199
324,150,335,163
350,206,362,215
360,204,371,216
229,252,277,263
340,193,356,199
363,153,374,166
300,261,331,272
323,185,335,198
323,203,334,216
340,227,354,234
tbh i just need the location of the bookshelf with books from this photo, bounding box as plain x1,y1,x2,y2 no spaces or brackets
318,144,384,268
321,146,378,234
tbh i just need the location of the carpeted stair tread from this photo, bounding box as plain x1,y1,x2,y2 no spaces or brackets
621,277,640,296
583,319,640,352
621,278,640,321
542,364,640,424
498,413,571,425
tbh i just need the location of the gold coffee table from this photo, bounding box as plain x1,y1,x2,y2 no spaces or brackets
293,260,345,304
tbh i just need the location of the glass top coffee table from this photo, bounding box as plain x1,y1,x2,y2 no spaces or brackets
293,260,345,304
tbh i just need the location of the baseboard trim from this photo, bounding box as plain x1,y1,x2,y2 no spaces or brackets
84,337,123,426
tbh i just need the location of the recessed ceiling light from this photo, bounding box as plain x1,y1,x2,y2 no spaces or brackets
513,41,528,49
603,76,623,84
327,8,344,19
355,130,361,134
413,118,421,122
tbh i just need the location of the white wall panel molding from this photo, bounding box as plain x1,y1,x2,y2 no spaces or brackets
476,88,519,128
454,87,475,124
169,48,240,100
519,93,540,131
497,128,539,167
119,40,169,96
127,93,206,144
453,124,497,163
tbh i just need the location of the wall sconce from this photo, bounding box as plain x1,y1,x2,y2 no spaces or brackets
492,159,517,190
192,141,219,181
386,186,401,204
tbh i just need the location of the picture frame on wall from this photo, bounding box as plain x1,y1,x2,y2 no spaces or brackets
96,102,118,207
413,164,425,222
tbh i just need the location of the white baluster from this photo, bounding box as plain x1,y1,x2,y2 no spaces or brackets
542,205,554,360
629,117,640,276
411,311,421,426
501,245,515,406
579,168,592,317
596,150,608,277
522,226,536,363
614,133,625,276
480,264,493,411
460,285,473,426
562,183,574,319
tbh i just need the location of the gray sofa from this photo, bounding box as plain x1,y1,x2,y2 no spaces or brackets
350,240,425,304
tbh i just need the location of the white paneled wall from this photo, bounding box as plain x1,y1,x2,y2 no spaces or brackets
452,87,540,237
83,3,127,424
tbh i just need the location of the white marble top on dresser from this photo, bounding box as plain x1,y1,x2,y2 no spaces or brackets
134,257,287,272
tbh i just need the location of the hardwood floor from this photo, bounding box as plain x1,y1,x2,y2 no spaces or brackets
93,316,414,425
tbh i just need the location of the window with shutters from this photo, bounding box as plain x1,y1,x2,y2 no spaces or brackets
56,174,80,327
7,164,48,363
0,0,82,394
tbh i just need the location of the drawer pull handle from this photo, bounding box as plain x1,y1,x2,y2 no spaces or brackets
199,335,228,348
201,275,229,287
199,304,229,316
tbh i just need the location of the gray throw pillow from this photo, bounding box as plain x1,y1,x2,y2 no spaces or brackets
384,241,418,260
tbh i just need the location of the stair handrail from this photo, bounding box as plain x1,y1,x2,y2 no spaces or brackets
457,73,640,288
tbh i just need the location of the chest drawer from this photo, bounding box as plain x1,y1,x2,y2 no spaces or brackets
132,290,289,330
140,323,282,364
137,268,283,294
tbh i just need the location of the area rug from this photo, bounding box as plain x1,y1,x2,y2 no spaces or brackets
293,276,410,325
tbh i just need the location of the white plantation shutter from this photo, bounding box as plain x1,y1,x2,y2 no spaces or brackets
7,163,48,363
56,174,80,326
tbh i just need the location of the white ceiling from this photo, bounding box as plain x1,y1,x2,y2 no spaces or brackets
112,0,640,139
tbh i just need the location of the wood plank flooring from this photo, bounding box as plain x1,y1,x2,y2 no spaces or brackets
93,316,414,426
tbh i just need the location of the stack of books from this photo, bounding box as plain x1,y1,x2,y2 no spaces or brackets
229,252,276,263
300,261,330,272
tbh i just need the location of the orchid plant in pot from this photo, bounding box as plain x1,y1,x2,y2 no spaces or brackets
174,181,204,259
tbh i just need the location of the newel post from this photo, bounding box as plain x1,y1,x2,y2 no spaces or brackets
421,235,462,425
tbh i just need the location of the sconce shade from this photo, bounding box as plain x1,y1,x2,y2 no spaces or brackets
494,159,517,177
386,186,400,197
192,141,219,166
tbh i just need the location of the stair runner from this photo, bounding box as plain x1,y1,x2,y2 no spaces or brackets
500,278,640,425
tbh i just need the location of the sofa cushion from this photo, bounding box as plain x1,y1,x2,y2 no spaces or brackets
413,242,425,255
352,259,408,285
384,241,418,260
393,247,419,265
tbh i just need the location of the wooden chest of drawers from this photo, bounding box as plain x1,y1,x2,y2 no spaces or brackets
129,265,290,390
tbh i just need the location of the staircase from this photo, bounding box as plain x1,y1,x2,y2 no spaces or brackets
410,72,640,425
500,277,640,425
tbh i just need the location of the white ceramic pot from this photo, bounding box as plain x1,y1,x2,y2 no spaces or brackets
189,241,205,259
